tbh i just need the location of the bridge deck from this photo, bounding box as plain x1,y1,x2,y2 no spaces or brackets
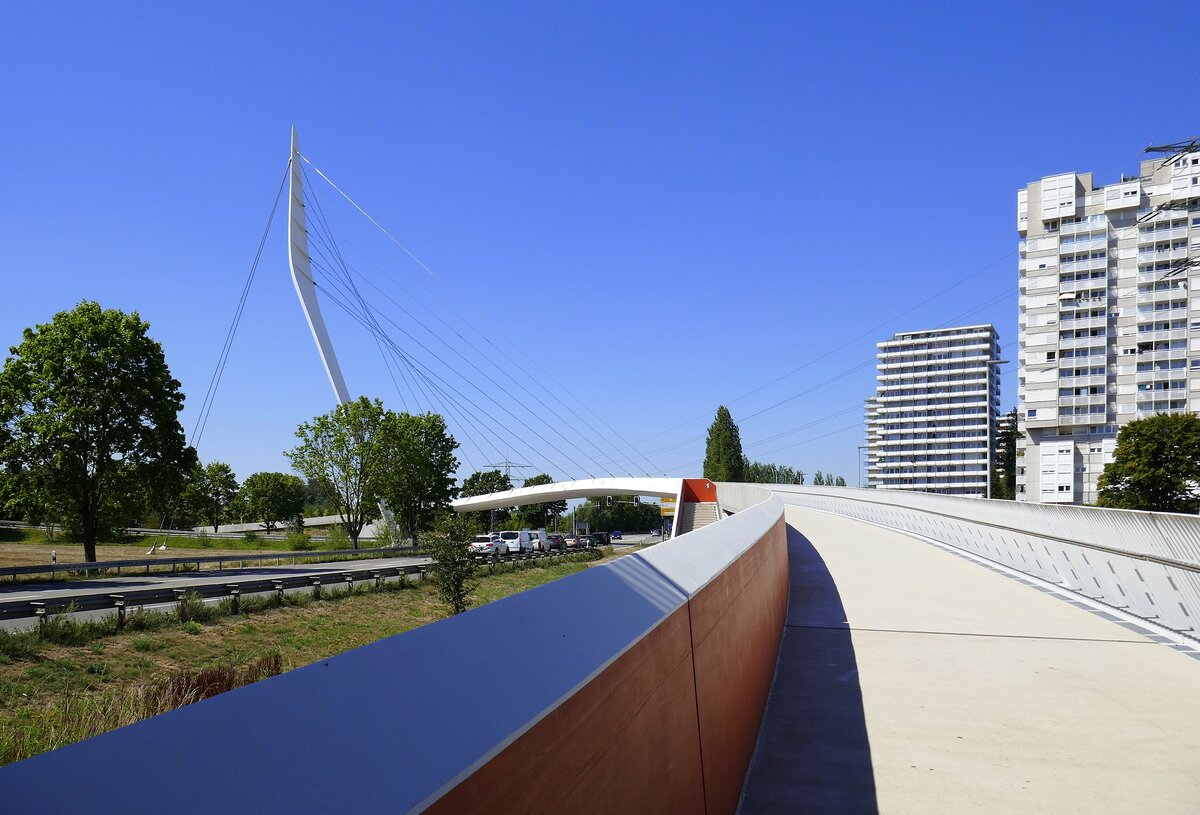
740,506,1200,814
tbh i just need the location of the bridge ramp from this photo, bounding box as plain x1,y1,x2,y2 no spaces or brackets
741,506,1200,813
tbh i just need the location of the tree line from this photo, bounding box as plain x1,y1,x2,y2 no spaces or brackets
0,302,469,559
702,405,846,486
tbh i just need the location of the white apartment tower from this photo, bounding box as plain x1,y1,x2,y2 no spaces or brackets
1017,143,1200,504
866,325,1001,496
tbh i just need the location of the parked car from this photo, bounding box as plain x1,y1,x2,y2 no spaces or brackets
499,530,533,554
546,534,565,551
591,532,610,546
610,531,622,540
575,534,593,548
563,536,579,549
469,534,508,556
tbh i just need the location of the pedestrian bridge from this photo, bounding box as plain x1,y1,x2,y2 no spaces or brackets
3,483,1198,813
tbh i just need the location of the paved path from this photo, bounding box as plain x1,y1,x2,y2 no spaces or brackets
740,506,1200,814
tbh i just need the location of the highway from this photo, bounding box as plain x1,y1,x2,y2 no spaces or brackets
0,555,430,632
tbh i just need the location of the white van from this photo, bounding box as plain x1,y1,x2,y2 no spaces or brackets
498,530,532,554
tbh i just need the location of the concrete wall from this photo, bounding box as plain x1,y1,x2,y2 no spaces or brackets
0,488,787,815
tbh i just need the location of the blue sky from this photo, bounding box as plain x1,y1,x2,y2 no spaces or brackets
2,2,1198,486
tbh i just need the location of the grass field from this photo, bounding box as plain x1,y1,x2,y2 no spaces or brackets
0,547,629,765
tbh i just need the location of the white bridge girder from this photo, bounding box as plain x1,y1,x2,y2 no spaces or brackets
450,477,683,513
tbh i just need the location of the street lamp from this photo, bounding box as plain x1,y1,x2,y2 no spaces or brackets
986,358,1010,499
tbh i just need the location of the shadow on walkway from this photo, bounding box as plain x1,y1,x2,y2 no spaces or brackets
739,524,877,814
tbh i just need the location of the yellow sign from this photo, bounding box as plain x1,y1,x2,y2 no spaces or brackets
660,506,675,516
660,496,676,503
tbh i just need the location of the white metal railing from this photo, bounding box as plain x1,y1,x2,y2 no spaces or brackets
768,485,1200,642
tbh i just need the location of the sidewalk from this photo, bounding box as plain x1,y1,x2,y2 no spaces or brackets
739,506,1200,814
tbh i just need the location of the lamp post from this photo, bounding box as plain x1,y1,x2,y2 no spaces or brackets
986,358,1010,499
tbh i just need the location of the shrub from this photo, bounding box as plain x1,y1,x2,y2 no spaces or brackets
180,621,202,635
287,532,314,551
427,515,478,615
176,592,214,624
326,526,351,550
241,531,259,544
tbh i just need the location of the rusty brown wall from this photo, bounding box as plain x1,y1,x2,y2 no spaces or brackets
689,515,790,813
424,605,706,815
424,514,788,815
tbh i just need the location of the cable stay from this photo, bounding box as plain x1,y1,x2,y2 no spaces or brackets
293,153,652,478
191,161,290,448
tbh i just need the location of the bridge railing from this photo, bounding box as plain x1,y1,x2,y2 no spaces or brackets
768,485,1200,641
0,485,789,815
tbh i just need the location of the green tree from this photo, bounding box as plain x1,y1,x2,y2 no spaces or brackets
383,411,459,544
241,472,306,533
703,405,745,482
460,469,513,531
515,473,567,529
287,397,395,548
812,471,825,486
992,408,1020,500
0,302,193,561
427,513,479,615
1097,413,1200,512
185,461,239,532
834,475,846,487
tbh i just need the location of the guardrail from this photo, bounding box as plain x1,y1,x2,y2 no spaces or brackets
0,546,417,583
769,485,1200,641
0,547,597,622
0,487,789,814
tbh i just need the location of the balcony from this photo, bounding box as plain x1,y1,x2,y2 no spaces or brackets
1060,219,1108,237
1058,275,1109,292
1059,236,1107,254
1137,225,1188,245
1057,373,1107,388
1058,335,1108,349
1059,256,1109,275
1136,285,1188,303
1137,246,1190,264
1059,316,1109,331
1134,328,1187,343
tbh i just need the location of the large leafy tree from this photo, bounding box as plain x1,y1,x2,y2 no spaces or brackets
185,461,240,532
240,471,306,533
287,397,396,548
703,405,745,482
515,473,567,529
383,412,459,544
0,302,193,561
460,469,513,532
1097,413,1200,513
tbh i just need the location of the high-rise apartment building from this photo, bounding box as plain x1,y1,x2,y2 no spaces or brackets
865,325,1001,496
1017,145,1200,504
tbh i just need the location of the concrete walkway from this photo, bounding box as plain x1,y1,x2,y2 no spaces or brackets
740,506,1200,814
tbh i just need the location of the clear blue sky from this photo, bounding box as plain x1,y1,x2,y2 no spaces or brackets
3,2,1197,486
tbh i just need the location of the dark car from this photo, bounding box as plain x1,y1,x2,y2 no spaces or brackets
546,534,565,551
610,531,622,540
591,532,610,546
